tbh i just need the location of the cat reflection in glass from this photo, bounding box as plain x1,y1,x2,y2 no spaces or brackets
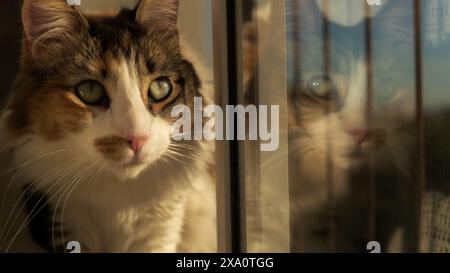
245,0,417,252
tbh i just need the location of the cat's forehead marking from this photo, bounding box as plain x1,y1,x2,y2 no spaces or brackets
105,55,134,80
86,12,148,73
85,12,182,79
346,62,368,106
115,59,143,100
87,10,146,49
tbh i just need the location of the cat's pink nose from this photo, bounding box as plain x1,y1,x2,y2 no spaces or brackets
126,136,148,152
346,128,370,145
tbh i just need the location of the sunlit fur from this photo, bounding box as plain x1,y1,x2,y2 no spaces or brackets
0,0,216,253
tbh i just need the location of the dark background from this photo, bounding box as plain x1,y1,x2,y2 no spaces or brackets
0,1,22,104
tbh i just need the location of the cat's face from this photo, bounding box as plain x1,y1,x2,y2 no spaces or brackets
4,0,200,180
288,0,415,168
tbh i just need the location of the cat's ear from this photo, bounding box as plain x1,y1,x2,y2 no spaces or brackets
287,0,324,39
376,0,414,21
135,0,179,36
22,0,88,59
374,0,413,39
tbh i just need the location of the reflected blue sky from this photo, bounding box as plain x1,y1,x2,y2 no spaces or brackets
286,0,450,112
422,0,450,111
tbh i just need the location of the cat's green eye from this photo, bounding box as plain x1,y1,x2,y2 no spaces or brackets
307,75,336,99
149,77,173,102
76,80,107,106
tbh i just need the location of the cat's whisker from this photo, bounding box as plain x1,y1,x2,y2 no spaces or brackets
170,148,202,155
382,145,425,184
0,148,68,177
165,150,204,168
1,158,85,251
58,162,106,251
0,159,77,249
170,133,193,138
60,162,104,252
166,145,203,160
0,155,80,246
166,146,201,157
163,149,206,176
56,162,97,253
156,157,189,186
3,161,85,253
384,151,412,178
52,163,90,252
169,142,202,150
163,153,193,167
0,149,68,227
0,154,82,231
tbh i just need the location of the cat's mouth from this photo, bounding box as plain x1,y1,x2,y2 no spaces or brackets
347,147,365,158
111,153,150,180
120,148,154,170
331,145,370,165
331,147,369,168
341,143,378,161
122,155,146,168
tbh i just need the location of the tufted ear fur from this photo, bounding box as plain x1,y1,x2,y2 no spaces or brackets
135,0,179,37
22,0,88,60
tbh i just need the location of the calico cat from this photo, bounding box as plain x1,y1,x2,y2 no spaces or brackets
0,0,216,253
244,0,418,252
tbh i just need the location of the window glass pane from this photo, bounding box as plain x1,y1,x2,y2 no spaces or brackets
241,0,291,252
241,0,450,252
